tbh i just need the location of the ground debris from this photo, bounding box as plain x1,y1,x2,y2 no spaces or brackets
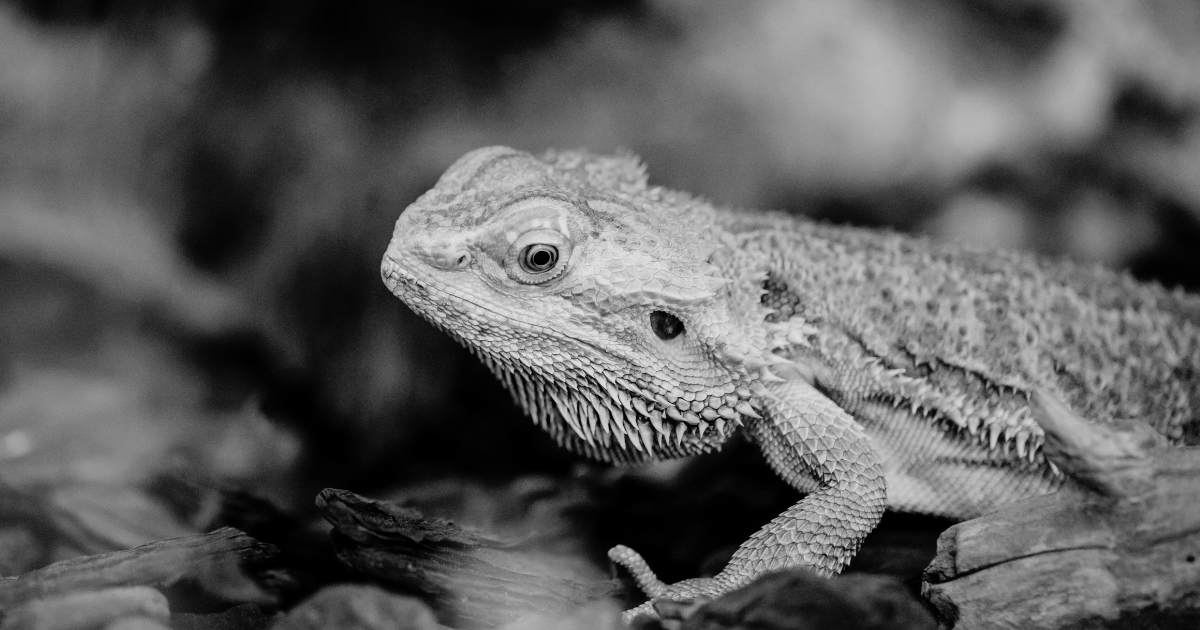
170,603,275,630
676,569,935,630
923,391,1200,629
274,584,437,630
317,489,620,629
103,617,171,630
0,586,169,630
494,600,625,630
0,528,277,611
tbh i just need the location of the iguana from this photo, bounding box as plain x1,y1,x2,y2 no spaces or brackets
380,146,1200,620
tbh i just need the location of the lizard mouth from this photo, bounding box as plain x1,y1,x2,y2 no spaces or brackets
380,255,426,298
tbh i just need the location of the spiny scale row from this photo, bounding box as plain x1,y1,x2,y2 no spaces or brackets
807,332,1047,464
475,349,763,457
878,373,1045,462
568,378,755,455
879,379,1047,464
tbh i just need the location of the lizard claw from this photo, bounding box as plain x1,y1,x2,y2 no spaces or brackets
608,545,723,623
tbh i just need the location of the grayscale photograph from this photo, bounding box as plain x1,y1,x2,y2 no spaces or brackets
0,1,1198,629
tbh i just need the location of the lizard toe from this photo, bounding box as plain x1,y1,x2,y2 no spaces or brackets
609,545,726,623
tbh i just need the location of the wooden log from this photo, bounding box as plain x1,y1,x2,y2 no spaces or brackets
922,391,1200,629
316,488,620,630
0,528,277,610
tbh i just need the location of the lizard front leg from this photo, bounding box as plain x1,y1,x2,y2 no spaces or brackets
610,378,887,621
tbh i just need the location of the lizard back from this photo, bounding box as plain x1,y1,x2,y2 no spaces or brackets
716,209,1200,516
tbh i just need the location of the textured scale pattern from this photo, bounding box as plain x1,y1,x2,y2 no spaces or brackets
381,146,1200,620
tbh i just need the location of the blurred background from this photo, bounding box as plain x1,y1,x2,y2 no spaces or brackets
1,0,1199,597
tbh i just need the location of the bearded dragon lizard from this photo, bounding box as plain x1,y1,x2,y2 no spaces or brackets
380,146,1200,620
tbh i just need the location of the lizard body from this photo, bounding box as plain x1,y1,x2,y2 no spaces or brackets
381,146,1200,618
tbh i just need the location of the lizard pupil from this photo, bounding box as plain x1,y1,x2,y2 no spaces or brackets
520,244,558,273
650,310,684,340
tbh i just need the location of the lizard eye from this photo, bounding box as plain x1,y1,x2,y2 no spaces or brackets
505,229,571,285
650,310,684,340
520,244,558,273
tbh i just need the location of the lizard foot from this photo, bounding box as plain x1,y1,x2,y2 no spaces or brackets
608,544,725,623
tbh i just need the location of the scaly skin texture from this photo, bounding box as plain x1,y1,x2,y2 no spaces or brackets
381,146,1200,620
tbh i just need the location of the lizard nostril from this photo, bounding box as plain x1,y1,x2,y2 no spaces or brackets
426,248,472,271
436,249,468,268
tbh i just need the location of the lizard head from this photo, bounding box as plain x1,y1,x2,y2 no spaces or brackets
382,147,774,463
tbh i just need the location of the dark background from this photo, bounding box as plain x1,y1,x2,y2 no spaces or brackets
1,0,1198,604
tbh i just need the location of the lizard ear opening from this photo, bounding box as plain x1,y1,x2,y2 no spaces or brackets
650,311,685,340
